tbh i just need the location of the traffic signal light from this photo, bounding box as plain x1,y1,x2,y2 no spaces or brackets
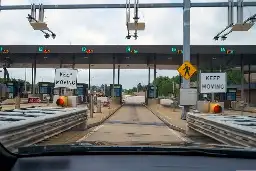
38,46,44,52
86,49,94,53
171,47,177,52
126,46,131,52
226,50,234,54
133,49,138,53
2,49,9,53
81,46,87,52
177,50,183,54
220,47,226,52
43,49,50,53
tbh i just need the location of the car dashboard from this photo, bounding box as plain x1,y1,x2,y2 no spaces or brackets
11,155,256,171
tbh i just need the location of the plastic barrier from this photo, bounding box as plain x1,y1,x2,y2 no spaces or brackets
210,103,222,114
56,96,68,107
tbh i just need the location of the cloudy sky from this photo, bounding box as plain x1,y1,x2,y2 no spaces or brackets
0,0,255,89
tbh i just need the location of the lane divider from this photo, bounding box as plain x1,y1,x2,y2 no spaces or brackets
144,104,192,143
143,104,186,134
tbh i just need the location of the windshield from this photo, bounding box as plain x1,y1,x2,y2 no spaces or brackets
0,0,256,155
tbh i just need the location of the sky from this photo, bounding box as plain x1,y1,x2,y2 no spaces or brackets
0,0,255,89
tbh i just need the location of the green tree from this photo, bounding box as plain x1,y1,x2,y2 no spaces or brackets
153,76,177,97
0,77,30,85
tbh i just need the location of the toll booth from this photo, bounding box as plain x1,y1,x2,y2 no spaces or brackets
75,83,88,103
226,88,237,101
38,82,54,102
6,82,24,99
110,84,122,104
147,84,158,99
146,84,158,105
0,84,8,102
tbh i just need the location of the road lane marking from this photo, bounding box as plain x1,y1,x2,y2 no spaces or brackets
168,128,189,142
76,125,105,142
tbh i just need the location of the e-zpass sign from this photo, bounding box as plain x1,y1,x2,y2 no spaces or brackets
54,68,78,89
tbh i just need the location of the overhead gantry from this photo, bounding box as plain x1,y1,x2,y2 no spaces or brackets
28,4,56,39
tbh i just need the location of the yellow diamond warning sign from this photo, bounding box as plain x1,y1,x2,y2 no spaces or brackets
177,61,197,80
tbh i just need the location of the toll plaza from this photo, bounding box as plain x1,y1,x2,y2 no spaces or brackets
1,45,256,107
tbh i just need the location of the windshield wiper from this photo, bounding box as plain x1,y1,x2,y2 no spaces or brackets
17,144,256,159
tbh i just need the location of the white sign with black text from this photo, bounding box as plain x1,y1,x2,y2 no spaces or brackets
200,72,227,94
54,68,78,89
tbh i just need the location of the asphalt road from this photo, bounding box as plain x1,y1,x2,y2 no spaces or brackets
77,105,189,146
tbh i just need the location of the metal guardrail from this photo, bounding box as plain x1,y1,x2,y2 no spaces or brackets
187,113,256,147
0,109,88,152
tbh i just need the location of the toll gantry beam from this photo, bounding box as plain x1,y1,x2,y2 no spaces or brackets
0,2,256,10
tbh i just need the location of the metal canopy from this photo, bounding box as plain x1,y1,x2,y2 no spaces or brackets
0,45,256,54
0,45,255,70
0,2,256,10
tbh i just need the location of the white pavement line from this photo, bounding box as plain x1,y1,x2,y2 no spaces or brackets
168,128,188,142
76,125,105,142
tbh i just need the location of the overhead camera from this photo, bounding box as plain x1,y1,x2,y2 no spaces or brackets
44,33,50,39
213,36,219,41
51,33,56,39
221,36,227,41
126,35,131,39
27,14,34,22
250,17,256,23
133,34,138,40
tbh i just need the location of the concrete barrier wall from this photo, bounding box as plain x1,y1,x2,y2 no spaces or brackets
0,108,88,152
124,96,145,105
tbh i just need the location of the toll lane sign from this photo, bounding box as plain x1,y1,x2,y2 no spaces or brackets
200,72,227,94
54,68,78,89
177,61,197,80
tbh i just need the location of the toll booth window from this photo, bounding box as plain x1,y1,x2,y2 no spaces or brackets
149,91,153,98
114,88,120,97
40,87,48,94
77,88,83,96
7,86,13,93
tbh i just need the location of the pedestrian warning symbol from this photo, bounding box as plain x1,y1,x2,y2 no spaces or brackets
177,61,197,80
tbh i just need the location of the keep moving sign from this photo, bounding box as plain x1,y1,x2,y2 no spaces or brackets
54,68,78,89
200,73,227,94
